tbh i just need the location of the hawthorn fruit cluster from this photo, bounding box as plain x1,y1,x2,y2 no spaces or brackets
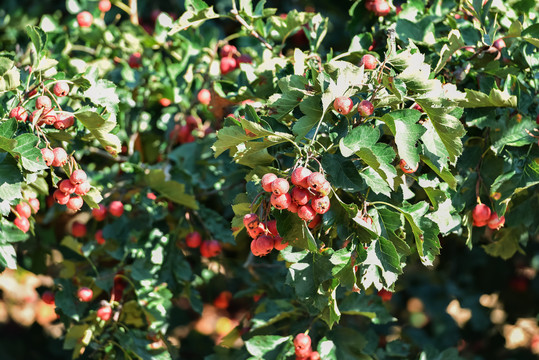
293,333,320,360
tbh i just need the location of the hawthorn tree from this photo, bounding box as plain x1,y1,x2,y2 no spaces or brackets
0,0,538,359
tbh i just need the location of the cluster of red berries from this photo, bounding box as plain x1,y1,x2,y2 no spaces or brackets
219,44,252,75
472,204,505,230
171,115,204,144
262,167,331,226
9,81,74,130
293,333,320,360
365,0,391,16
12,198,40,233
52,169,91,211
333,96,374,117
243,215,288,257
184,231,222,258
76,286,113,321
89,201,125,244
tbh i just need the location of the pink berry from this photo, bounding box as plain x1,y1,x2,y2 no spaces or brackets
372,0,390,16
14,216,30,233
266,220,279,237
40,108,57,126
333,96,354,115
15,202,32,218
317,180,331,196
108,201,124,217
251,235,274,256
399,159,418,174
472,204,491,226
261,173,278,192
273,236,288,250
66,195,83,211
9,106,28,122
59,179,77,195
220,57,237,75
493,38,506,51
75,181,91,196
297,204,316,221
54,113,75,129
287,202,299,213
291,187,310,206
92,204,107,221
271,178,290,195
308,214,322,229
186,231,202,248
71,221,87,237
291,167,312,189
77,287,93,302
487,212,505,230
270,193,292,210
247,223,266,239
53,81,70,97
200,239,221,258
98,0,112,12
307,172,326,192
237,53,252,64
197,89,211,105
41,148,54,166
77,11,93,28
360,54,377,70
95,229,105,245
36,96,52,110
312,195,330,214
220,44,237,58
294,333,311,350
28,198,40,214
70,169,87,185
358,100,374,117
97,305,112,321
243,213,260,230
53,189,70,205
52,147,68,167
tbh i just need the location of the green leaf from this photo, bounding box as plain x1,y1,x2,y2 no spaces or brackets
434,30,465,74
144,169,198,209
12,133,48,172
26,25,47,55
274,211,317,252
169,5,219,34
83,78,120,113
198,206,234,244
0,154,23,203
0,244,17,270
75,110,122,156
245,335,290,357
340,293,396,324
0,62,20,92
381,109,425,168
482,229,523,260
396,17,436,46
400,202,441,266
321,153,363,193
293,95,324,141
459,88,517,108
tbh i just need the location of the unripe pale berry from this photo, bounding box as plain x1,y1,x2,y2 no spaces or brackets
220,57,237,75
36,96,52,110
333,96,354,115
77,11,93,28
75,181,91,196
9,106,28,122
66,195,84,211
243,213,260,230
297,204,316,221
312,195,330,214
360,54,377,70
98,0,112,12
95,229,105,245
270,193,292,210
16,202,32,218
186,231,202,248
261,173,278,192
53,189,70,205
71,221,87,237
52,147,68,167
59,179,77,195
53,81,70,97
291,187,310,206
14,216,30,233
28,198,40,214
97,305,112,321
197,89,211,105
92,204,107,221
77,287,93,302
200,239,222,258
70,169,87,185
108,201,124,217
271,178,290,195
291,167,312,189
358,100,374,117
307,172,326,192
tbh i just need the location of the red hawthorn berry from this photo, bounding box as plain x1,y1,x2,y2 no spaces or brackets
41,148,54,166
472,204,491,225
185,231,202,248
53,189,70,205
309,351,321,360
237,53,253,64
487,212,505,230
365,0,375,11
288,201,299,213
40,109,57,126
333,96,354,115
493,38,506,51
273,236,288,250
213,291,232,309
298,204,316,221
317,180,331,196
360,54,378,70
412,103,424,112
95,229,105,245
108,201,124,217
219,44,237,58
294,333,312,350
197,89,211,105
243,213,260,230
75,181,91,196
70,169,87,185
266,220,279,237
200,239,222,258
54,113,75,129
92,204,107,221
77,11,93,27
312,195,330,214
15,202,31,219
159,98,171,107
53,81,70,97
36,96,52,110
399,159,418,174
358,100,374,117
52,147,68,167
28,198,40,214
77,287,93,302
261,173,278,192
128,52,142,69
41,291,55,305
14,216,30,233
59,179,77,195
185,115,201,129
271,178,290,195
308,214,322,229
251,235,274,256
291,167,312,189
66,195,84,211
176,124,195,143
247,223,266,239
291,187,310,205
377,289,393,302
98,0,112,12
307,172,326,192
147,192,157,200
372,0,391,16
71,221,87,237
220,57,237,75
9,106,28,122
270,193,292,210
97,305,112,321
